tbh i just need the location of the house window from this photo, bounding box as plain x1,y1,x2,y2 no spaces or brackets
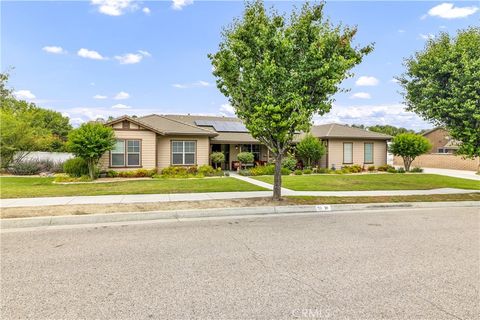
127,140,141,166
343,142,353,164
111,140,125,167
172,141,196,165
241,144,261,161
364,143,374,164
110,139,141,167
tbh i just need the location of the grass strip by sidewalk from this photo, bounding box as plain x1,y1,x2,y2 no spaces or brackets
2,193,478,219
0,177,265,199
253,174,480,191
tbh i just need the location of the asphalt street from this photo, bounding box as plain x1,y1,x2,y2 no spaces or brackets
1,206,479,319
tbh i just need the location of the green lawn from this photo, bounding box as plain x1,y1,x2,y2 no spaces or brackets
253,174,480,191
0,177,266,199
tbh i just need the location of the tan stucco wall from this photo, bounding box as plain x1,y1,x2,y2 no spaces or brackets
393,154,479,171
99,129,157,171
326,139,387,169
157,135,210,169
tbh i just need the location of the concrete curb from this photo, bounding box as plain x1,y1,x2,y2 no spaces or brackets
1,201,479,230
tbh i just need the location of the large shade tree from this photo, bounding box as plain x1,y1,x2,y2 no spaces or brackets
0,72,72,167
397,27,480,170
209,1,372,199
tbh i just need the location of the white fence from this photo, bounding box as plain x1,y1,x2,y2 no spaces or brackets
14,151,74,163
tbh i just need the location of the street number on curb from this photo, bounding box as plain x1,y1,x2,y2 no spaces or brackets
315,205,332,213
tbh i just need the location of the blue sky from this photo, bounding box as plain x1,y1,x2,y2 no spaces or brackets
2,1,479,129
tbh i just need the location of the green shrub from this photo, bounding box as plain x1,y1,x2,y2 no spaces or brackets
317,167,330,174
54,175,92,183
396,167,406,173
281,168,292,175
106,170,118,178
237,152,254,165
387,168,397,173
210,152,225,168
282,156,297,171
377,164,395,172
63,157,89,177
294,169,303,175
187,166,198,175
249,165,275,176
410,167,423,173
198,165,216,176
368,165,376,172
342,164,362,173
238,169,252,176
303,168,312,174
9,160,42,175
161,166,189,178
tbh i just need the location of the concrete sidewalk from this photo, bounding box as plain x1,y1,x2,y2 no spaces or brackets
1,188,478,208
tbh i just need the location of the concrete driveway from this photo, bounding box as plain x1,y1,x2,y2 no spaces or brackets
1,206,478,319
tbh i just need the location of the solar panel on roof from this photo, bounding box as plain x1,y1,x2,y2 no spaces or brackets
194,120,248,132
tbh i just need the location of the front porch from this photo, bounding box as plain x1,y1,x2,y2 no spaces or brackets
210,143,271,170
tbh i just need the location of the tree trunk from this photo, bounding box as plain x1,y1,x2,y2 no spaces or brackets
403,157,412,172
273,154,283,200
87,159,95,180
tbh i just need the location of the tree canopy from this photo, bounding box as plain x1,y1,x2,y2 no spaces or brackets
0,72,72,167
389,133,431,171
295,134,326,168
209,1,372,199
398,27,480,160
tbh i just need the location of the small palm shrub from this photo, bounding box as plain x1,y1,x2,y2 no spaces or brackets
410,167,423,173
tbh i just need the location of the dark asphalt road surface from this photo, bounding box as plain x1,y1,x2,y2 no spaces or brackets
1,206,479,319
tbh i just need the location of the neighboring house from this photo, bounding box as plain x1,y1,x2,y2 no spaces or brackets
99,114,391,171
393,127,479,171
422,127,459,154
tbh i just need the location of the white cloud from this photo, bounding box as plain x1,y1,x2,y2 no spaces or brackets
398,29,405,33
313,104,431,131
138,50,151,57
427,3,479,19
419,33,435,40
350,92,371,99
93,94,107,99
390,78,400,83
77,48,106,60
42,46,66,54
14,90,36,100
172,0,193,10
111,103,131,109
219,103,235,116
114,91,130,100
142,7,151,15
90,0,139,16
355,76,379,86
439,25,447,29
172,80,211,89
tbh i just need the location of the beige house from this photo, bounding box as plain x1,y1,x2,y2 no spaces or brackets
99,114,391,171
